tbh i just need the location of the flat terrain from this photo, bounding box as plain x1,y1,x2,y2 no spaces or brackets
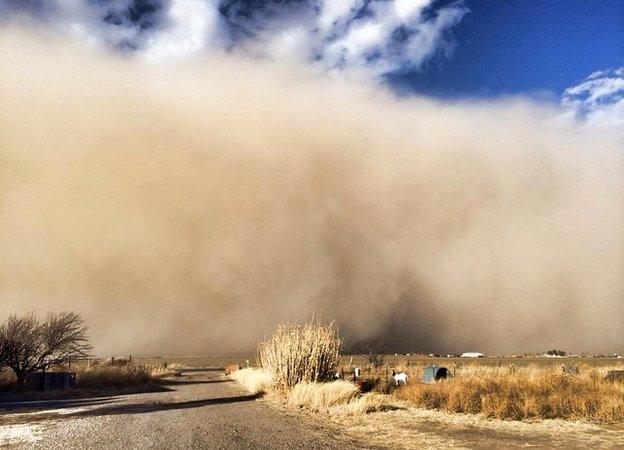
2,367,624,449
132,355,624,373
0,370,360,449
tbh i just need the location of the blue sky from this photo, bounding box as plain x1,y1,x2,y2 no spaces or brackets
391,0,624,99
1,0,622,111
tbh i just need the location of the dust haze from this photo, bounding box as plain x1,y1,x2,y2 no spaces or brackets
1,27,623,356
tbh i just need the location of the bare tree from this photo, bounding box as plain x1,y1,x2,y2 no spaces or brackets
0,312,92,386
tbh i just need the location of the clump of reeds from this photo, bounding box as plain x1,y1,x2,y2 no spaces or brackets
258,317,341,390
396,369,624,423
230,320,403,416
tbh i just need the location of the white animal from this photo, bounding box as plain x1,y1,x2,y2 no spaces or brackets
393,371,408,386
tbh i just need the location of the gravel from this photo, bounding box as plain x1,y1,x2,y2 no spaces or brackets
0,370,360,449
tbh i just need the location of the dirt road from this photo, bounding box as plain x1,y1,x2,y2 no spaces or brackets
0,370,361,449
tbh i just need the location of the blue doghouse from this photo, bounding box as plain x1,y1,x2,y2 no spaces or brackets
422,365,450,384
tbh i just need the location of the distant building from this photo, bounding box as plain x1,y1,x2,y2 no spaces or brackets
461,352,484,358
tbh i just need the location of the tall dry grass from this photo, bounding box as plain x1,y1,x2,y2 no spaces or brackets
258,317,341,390
76,363,177,388
229,319,402,416
396,369,624,423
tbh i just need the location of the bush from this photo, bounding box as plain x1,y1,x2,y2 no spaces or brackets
258,317,341,390
364,349,385,368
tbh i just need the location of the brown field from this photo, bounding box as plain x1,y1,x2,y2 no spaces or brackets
227,352,624,448
125,354,624,372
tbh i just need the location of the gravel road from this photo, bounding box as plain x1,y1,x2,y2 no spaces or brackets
0,370,361,449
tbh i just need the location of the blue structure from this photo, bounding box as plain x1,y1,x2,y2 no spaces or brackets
28,372,76,391
422,365,450,384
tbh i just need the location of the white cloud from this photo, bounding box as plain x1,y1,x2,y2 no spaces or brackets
562,67,624,129
0,0,468,78
317,0,363,34
253,0,469,79
143,0,221,61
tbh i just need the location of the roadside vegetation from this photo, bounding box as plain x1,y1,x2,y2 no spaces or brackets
0,311,92,386
395,366,624,423
233,317,401,416
258,317,341,389
76,362,180,389
0,311,180,396
231,318,624,424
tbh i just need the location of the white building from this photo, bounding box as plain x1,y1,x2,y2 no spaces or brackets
461,352,484,358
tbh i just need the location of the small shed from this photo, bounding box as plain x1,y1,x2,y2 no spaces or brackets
28,372,76,391
422,365,450,384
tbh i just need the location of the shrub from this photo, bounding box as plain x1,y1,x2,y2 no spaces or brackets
258,317,341,390
365,352,385,368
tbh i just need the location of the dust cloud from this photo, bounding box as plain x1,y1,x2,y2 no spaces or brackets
1,27,623,355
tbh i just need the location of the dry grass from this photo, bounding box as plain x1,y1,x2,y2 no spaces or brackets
0,369,16,391
258,317,341,390
76,364,154,388
331,392,402,416
229,368,272,394
287,381,401,416
231,320,401,417
148,365,182,378
288,380,359,410
396,368,624,423
0,362,174,392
